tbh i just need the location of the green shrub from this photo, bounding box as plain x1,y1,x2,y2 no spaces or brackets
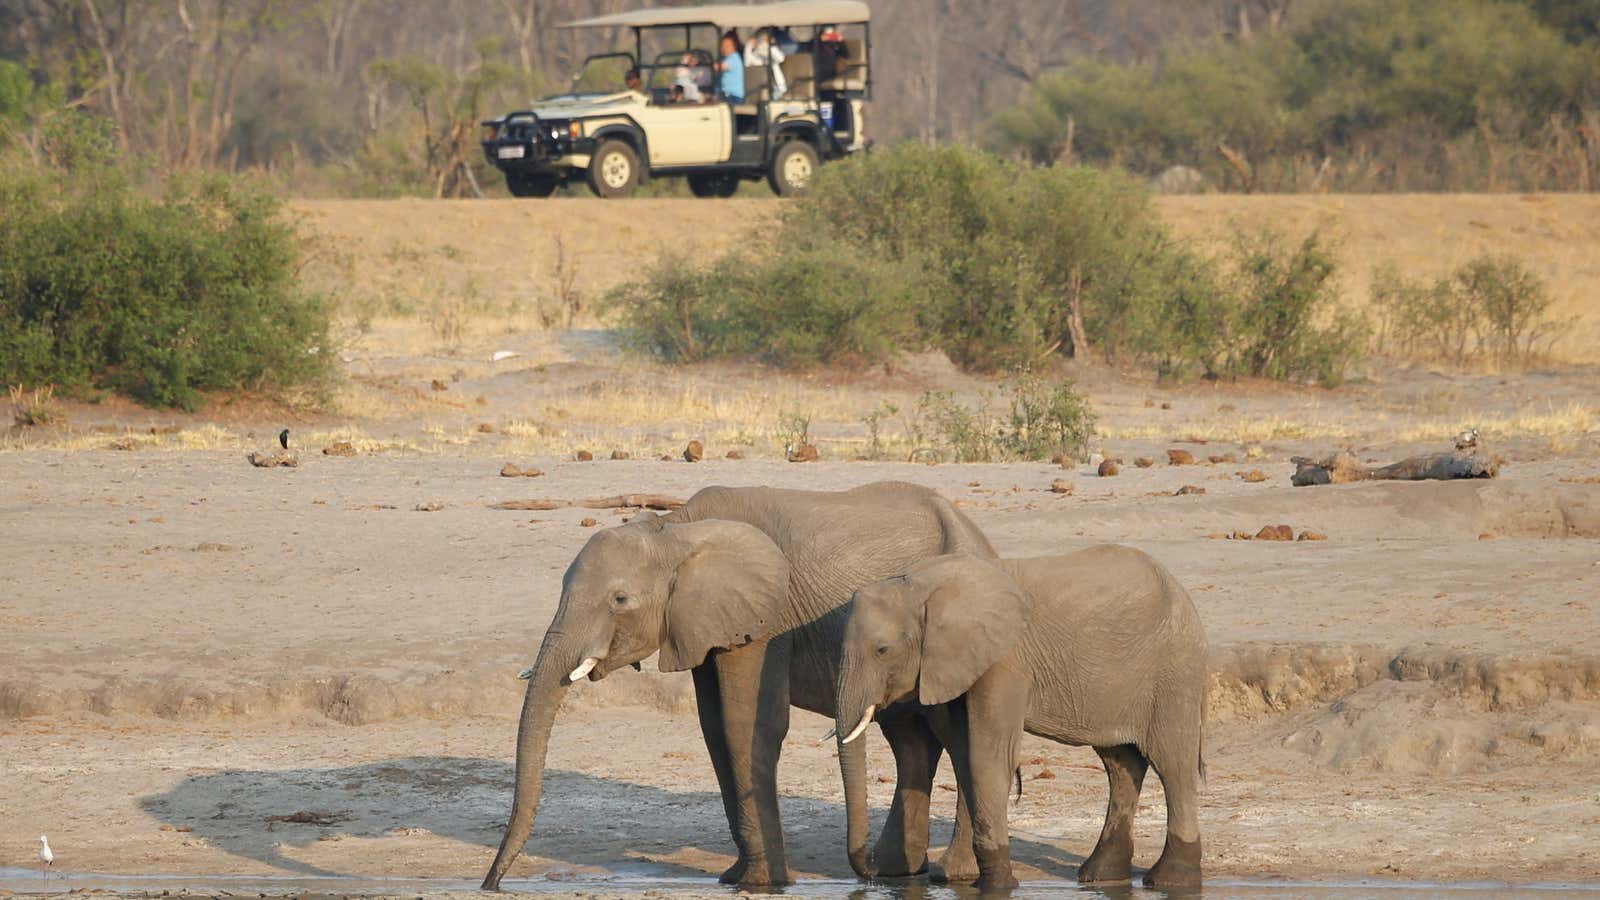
1227,231,1366,384
1001,370,1097,462
1454,255,1557,365
0,165,330,409
1371,254,1561,367
607,242,928,367
912,372,1097,464
611,144,1359,385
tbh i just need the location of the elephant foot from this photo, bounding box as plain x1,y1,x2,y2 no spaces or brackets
1077,832,1134,884
719,855,792,887
1142,835,1202,889
871,830,927,878
973,845,1018,893
930,844,980,884
847,847,877,880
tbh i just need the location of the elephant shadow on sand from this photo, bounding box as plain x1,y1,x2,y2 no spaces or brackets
138,756,1085,883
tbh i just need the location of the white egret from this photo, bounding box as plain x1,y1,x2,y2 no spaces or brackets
38,835,54,894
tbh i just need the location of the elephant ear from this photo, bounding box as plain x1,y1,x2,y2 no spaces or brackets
657,519,790,672
917,557,1031,706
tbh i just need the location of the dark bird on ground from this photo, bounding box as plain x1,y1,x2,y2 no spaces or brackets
279,428,290,450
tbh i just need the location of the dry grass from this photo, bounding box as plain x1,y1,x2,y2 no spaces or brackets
292,196,1600,368
9,385,61,427
1154,193,1600,364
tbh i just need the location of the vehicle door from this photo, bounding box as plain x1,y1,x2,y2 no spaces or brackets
634,103,730,166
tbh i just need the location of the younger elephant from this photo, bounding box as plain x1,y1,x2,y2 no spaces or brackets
836,546,1206,889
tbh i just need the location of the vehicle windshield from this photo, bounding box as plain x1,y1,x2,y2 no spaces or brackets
569,52,636,95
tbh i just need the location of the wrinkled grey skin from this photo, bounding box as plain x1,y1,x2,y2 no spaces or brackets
482,482,995,890
836,546,1207,890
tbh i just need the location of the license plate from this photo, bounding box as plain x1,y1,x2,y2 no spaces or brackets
497,145,526,160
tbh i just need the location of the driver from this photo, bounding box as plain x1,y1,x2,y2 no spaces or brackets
624,68,642,92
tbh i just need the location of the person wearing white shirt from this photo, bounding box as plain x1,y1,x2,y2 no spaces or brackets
744,28,787,98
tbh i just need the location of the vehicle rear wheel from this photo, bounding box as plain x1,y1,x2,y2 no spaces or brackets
688,172,740,198
587,140,640,198
506,172,558,198
768,140,819,197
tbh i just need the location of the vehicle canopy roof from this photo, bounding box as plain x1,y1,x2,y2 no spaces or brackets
560,0,869,30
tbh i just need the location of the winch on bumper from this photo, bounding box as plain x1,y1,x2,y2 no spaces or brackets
481,112,594,175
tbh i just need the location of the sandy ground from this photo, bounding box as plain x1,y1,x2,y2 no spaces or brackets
3,442,1599,892
4,195,1600,897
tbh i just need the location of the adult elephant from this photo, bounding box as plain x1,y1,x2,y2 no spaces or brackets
481,482,996,890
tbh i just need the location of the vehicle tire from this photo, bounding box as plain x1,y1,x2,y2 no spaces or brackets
688,172,740,198
586,140,640,198
768,140,819,197
506,172,558,198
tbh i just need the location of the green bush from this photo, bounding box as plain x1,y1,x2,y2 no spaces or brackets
0,165,331,409
607,241,929,367
993,0,1600,191
611,144,1363,385
1001,370,1097,462
911,372,1097,463
1371,254,1561,367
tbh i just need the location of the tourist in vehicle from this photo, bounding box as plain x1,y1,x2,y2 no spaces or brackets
817,25,848,81
668,83,685,104
744,27,787,98
624,68,641,92
673,51,708,102
715,30,744,101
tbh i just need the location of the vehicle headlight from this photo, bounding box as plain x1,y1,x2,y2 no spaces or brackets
482,124,499,141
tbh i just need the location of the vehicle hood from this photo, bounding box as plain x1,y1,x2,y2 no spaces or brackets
526,92,641,119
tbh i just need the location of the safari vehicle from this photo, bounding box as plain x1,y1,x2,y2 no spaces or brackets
481,0,871,198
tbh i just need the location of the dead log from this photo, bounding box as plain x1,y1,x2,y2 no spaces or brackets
1292,450,1499,486
489,499,569,510
489,494,686,511
1368,453,1499,481
576,494,686,510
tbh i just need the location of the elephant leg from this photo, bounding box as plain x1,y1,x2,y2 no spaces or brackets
871,714,940,877
706,637,793,886
1142,737,1203,888
931,779,979,883
691,663,742,859
948,696,1022,892
915,708,978,884
1077,744,1147,884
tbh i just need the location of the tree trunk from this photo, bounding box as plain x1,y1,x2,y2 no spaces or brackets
1065,266,1089,360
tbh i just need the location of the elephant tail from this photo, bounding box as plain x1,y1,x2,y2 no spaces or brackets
1012,765,1023,802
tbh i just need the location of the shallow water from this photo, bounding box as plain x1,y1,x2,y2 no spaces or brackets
3,870,1598,899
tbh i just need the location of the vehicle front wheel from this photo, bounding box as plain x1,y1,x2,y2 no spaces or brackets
506,172,559,198
688,172,740,198
768,140,819,197
587,140,640,198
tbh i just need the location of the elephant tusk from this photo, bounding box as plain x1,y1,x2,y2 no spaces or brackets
568,657,599,682
517,664,536,680
841,705,876,744
816,726,837,745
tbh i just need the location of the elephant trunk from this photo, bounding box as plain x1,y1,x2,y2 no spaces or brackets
482,639,571,891
837,724,873,878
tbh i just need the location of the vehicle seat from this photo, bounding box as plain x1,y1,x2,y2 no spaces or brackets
819,40,867,92
781,53,815,100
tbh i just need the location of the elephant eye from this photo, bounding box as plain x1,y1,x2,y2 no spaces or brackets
612,592,631,608
875,644,890,657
